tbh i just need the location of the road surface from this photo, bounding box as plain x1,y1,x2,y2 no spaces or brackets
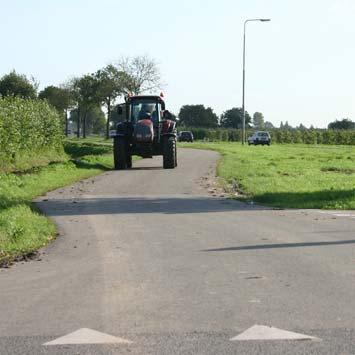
0,148,354,354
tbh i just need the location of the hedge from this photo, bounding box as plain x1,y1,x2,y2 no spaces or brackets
0,97,65,172
178,127,355,145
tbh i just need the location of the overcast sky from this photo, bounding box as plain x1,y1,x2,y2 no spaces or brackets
1,0,354,127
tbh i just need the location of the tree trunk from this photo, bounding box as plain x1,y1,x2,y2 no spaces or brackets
106,97,111,139
65,109,68,137
77,107,80,138
83,109,87,139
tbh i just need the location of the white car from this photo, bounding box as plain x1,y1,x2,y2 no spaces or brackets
247,131,271,145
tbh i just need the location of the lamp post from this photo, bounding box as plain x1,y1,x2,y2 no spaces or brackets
242,18,270,145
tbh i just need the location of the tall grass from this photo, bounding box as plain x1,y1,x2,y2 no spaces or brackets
0,97,65,172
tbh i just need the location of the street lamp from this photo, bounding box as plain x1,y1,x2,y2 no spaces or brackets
242,18,271,145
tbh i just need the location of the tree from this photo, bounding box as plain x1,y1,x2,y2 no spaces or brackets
0,70,37,99
116,55,161,95
280,121,293,130
220,107,251,129
70,106,106,135
178,105,218,128
297,123,307,130
328,118,355,130
253,112,265,129
71,74,101,138
95,64,125,138
38,86,71,112
264,121,275,129
39,85,73,135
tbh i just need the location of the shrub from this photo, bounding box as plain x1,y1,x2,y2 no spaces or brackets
0,97,65,172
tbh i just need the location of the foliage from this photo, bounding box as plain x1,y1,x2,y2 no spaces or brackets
253,112,265,129
94,64,126,137
177,127,355,145
264,121,275,129
178,105,218,128
0,70,37,99
179,142,355,209
63,139,112,158
70,106,106,134
328,118,355,130
116,55,161,95
38,85,73,113
280,121,293,129
70,74,102,137
0,97,65,172
95,64,125,104
220,107,251,128
71,74,101,110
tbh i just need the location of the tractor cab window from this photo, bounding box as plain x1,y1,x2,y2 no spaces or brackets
131,100,160,124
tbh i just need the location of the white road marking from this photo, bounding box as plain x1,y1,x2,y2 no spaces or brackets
248,299,261,303
318,211,355,219
43,328,132,345
332,213,355,218
230,325,320,341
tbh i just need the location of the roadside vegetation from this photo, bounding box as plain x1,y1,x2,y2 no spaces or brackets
178,126,355,145
180,142,355,209
0,97,65,172
0,138,113,266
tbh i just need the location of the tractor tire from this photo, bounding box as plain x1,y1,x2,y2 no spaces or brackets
163,137,176,169
113,137,127,170
174,142,178,167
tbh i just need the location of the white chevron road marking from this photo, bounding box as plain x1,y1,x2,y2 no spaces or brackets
230,325,320,341
43,328,132,345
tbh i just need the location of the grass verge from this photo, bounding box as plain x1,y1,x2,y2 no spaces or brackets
0,138,114,266
179,142,355,209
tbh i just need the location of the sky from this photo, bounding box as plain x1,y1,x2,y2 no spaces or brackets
1,0,355,128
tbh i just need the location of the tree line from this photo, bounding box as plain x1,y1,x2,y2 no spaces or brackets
178,105,354,131
178,105,272,129
0,55,161,138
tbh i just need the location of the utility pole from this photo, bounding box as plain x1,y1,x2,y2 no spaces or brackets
242,18,271,145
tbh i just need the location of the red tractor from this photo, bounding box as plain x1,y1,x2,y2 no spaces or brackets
112,94,177,169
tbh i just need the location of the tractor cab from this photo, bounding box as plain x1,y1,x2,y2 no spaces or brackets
129,96,164,125
118,95,171,122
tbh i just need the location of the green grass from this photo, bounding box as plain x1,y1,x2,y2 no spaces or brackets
0,138,114,266
180,142,355,209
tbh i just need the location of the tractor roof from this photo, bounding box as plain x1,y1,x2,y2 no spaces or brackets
127,95,164,102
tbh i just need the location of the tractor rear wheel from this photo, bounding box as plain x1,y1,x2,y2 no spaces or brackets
163,137,176,169
113,137,127,170
174,142,178,167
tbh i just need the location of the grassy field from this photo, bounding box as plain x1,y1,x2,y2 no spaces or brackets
0,138,114,266
180,142,355,209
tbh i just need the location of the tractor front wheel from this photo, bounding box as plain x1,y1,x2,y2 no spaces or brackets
113,137,127,170
163,137,176,169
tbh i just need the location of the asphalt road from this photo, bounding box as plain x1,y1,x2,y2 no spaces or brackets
0,148,354,354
